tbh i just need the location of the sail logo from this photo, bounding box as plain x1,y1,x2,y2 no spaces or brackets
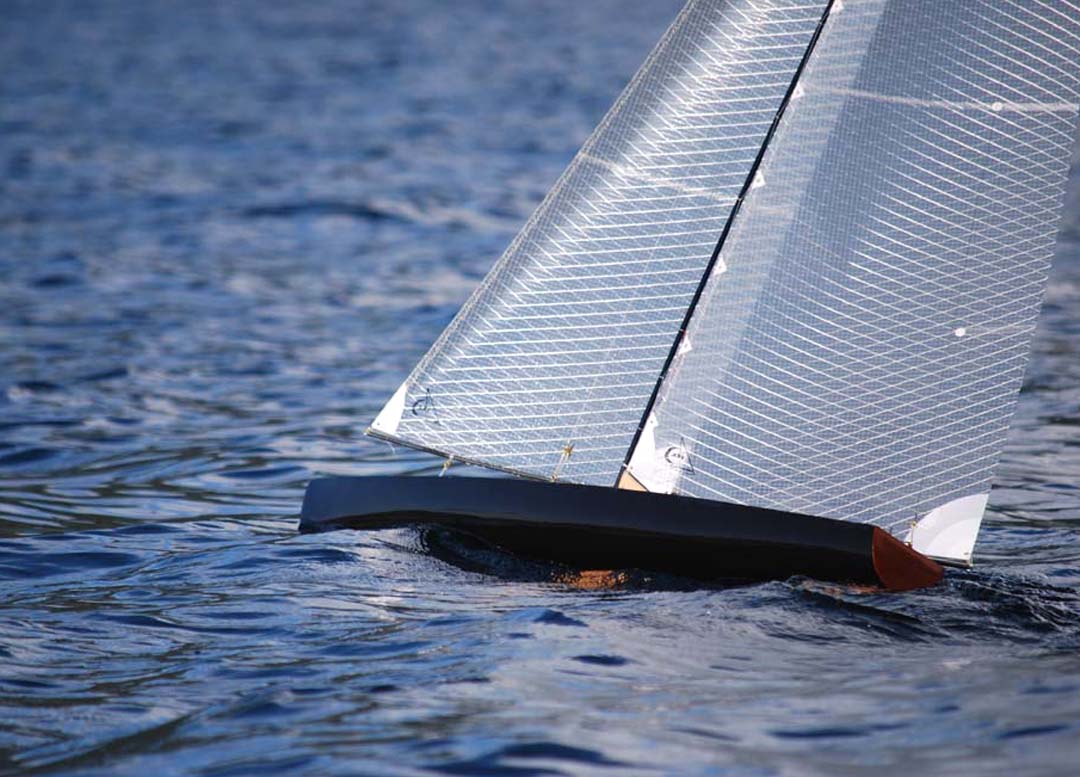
663,444,694,474
411,388,439,423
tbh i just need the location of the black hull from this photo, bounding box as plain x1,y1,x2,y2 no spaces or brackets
299,476,942,591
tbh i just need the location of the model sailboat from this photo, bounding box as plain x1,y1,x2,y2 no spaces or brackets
301,0,1080,590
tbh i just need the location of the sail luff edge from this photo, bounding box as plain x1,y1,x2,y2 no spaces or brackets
616,0,839,490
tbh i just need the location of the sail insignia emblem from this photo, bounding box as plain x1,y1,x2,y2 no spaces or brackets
663,443,693,474
411,388,438,423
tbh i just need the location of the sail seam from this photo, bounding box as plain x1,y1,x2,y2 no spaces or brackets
578,153,740,204
815,87,1079,114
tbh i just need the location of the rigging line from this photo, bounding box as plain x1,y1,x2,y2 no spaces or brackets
367,427,551,483
615,0,838,488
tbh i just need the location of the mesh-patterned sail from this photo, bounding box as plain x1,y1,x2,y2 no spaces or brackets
370,0,830,483
627,0,1080,564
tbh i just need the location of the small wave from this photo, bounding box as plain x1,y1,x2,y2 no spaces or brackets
241,200,408,223
0,446,58,467
430,742,626,775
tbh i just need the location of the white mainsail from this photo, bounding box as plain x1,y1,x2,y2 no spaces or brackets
625,0,1080,565
371,0,1080,567
370,0,832,482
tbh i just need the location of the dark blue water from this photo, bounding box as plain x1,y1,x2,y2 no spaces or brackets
3,2,1080,774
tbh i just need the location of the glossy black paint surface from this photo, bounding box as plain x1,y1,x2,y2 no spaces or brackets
302,476,880,584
